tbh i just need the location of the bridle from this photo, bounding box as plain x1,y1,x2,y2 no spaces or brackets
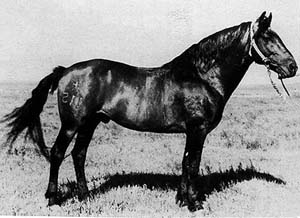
249,22,271,66
248,22,290,98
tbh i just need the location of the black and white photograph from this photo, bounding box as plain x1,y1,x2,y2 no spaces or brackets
0,0,300,216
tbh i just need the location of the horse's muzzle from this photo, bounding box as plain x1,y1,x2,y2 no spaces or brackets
288,62,298,77
275,61,298,79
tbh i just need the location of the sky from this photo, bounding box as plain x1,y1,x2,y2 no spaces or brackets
0,0,299,86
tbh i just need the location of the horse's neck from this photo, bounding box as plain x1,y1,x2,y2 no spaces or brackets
168,22,253,101
213,58,253,102
196,22,253,101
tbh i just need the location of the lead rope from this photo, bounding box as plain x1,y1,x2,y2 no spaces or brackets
267,68,283,99
267,66,291,99
280,79,291,97
267,67,300,120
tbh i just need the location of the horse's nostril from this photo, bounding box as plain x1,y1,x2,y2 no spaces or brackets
289,62,298,74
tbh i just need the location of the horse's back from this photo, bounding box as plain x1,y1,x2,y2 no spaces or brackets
98,62,176,131
56,59,167,127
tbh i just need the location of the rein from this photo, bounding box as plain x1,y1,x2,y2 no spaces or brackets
248,22,290,98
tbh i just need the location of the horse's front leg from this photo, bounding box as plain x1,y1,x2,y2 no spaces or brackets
176,125,207,211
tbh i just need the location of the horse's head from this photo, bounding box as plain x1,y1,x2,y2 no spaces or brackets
250,11,297,79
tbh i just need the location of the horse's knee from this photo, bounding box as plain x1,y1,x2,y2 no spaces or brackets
49,146,66,166
71,147,86,162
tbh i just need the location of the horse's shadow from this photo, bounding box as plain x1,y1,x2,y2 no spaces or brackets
57,164,285,205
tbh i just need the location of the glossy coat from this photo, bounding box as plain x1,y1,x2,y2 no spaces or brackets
2,12,297,211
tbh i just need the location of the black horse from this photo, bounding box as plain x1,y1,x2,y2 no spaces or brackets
2,12,297,211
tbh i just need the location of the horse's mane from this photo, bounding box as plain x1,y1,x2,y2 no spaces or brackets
163,21,251,79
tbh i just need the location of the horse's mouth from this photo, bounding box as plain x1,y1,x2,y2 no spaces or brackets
270,64,296,79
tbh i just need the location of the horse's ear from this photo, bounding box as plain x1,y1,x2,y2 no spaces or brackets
259,11,267,20
253,11,272,35
267,12,272,26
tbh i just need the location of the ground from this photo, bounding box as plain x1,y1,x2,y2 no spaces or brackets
0,81,300,216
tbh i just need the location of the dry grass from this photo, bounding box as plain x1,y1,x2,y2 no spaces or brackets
0,81,300,216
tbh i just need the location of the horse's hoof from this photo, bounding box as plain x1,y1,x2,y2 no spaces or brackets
45,190,52,199
187,200,203,212
176,199,189,208
77,185,89,201
78,191,90,201
175,193,188,207
47,196,58,207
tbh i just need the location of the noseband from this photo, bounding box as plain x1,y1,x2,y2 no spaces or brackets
248,22,290,97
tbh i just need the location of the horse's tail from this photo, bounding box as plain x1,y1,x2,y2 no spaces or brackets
1,66,66,162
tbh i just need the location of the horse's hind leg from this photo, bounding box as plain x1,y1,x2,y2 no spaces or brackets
71,115,101,200
45,124,77,206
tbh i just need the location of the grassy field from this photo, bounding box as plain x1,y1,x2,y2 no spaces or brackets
1,81,300,216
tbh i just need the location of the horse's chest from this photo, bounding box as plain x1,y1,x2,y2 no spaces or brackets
182,92,221,126
184,96,209,117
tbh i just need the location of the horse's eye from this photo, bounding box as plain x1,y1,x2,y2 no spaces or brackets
262,35,271,40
